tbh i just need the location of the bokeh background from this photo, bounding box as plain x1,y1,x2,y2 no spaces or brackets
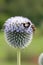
0,0,43,65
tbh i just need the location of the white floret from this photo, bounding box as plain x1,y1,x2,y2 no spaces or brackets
38,53,43,65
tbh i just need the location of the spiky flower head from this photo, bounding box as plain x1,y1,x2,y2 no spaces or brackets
38,53,43,65
4,16,34,49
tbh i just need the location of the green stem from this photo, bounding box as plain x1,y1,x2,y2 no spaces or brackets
17,49,21,65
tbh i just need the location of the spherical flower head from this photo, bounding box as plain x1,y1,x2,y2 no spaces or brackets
4,16,34,49
38,53,43,65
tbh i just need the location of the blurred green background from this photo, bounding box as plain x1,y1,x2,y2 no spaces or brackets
0,0,43,65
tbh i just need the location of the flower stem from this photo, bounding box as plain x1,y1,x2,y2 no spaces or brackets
17,49,21,65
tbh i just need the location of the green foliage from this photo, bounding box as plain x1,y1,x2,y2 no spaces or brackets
0,0,43,28
39,21,43,35
0,13,10,30
0,19,4,29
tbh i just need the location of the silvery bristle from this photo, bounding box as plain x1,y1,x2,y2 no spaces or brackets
4,16,33,49
38,53,43,65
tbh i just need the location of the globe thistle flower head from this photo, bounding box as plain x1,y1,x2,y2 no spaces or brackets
38,53,43,65
4,16,34,49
